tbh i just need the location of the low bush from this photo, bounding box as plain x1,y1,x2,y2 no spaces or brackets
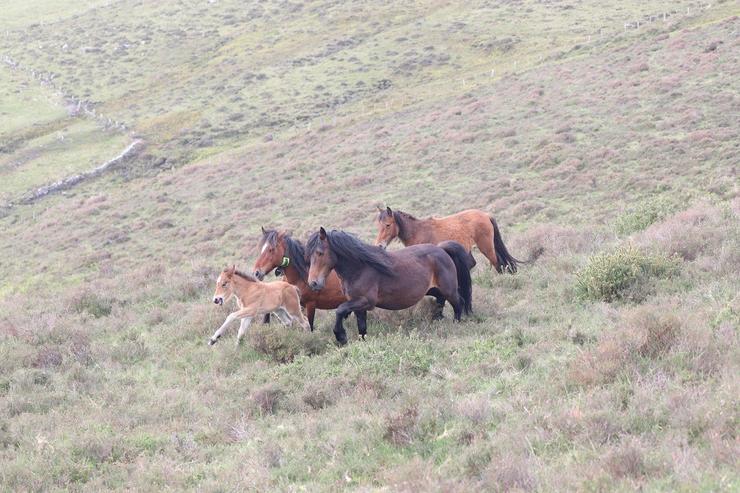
615,196,678,235
248,324,327,363
575,245,679,302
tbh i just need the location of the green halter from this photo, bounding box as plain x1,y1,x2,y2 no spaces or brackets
280,256,290,267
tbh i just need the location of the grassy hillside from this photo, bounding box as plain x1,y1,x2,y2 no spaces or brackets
1,1,738,491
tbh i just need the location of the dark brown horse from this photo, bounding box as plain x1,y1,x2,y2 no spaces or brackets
307,228,473,345
253,228,363,332
374,207,522,273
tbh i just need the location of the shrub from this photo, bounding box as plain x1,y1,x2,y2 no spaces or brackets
615,196,678,235
384,406,419,446
248,324,327,363
251,384,283,415
575,245,679,302
70,291,115,318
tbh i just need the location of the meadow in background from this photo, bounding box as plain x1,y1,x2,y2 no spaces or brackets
0,1,738,491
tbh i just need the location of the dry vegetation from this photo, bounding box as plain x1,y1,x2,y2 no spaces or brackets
1,1,739,491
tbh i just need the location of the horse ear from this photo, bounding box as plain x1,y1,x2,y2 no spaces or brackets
319,227,327,240
261,226,266,234
386,206,393,215
376,204,384,212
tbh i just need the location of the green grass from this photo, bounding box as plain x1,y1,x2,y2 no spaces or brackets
0,1,739,491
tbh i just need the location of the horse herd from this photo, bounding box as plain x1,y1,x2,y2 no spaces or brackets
208,207,523,346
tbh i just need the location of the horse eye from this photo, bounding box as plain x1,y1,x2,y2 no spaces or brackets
222,282,227,287
385,224,390,228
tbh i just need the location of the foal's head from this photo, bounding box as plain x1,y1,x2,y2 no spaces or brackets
306,227,335,292
213,265,237,305
254,227,287,280
374,206,400,248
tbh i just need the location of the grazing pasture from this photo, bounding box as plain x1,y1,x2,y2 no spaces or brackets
0,1,738,491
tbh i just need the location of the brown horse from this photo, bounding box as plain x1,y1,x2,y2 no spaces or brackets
307,228,473,345
253,228,363,332
209,265,309,346
374,207,522,273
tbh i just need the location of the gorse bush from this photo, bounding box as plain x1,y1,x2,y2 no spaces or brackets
575,245,679,302
615,196,678,235
69,291,115,318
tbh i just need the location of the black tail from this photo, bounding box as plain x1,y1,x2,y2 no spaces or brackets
491,218,523,274
438,240,473,316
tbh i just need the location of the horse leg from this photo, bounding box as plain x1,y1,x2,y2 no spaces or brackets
426,287,446,320
476,233,501,272
306,302,317,332
236,317,254,346
355,310,368,340
334,298,372,345
437,279,463,322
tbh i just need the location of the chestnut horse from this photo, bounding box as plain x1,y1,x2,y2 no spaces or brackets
209,265,309,346
307,228,473,345
253,228,363,333
374,207,522,273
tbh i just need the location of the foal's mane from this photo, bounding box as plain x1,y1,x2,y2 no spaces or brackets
259,228,309,279
307,230,395,277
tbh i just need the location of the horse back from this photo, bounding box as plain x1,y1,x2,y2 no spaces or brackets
428,209,492,250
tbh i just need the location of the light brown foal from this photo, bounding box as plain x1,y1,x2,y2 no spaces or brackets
209,265,309,346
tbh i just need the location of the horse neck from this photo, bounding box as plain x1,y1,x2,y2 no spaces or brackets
397,214,425,245
231,275,257,302
333,255,367,283
283,265,308,288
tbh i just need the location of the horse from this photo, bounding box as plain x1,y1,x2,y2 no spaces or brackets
208,265,309,346
374,206,523,273
252,227,364,333
306,228,473,345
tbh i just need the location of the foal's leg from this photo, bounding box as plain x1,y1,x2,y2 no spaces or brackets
273,308,293,326
334,298,373,345
236,317,254,346
209,312,238,345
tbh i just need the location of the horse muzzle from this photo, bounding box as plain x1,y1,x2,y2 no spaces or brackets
213,297,224,305
308,279,324,292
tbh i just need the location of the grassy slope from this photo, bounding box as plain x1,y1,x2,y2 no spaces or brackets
1,1,739,491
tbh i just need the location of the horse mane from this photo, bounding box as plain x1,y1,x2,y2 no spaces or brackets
259,229,280,249
390,209,416,241
283,235,309,280
307,230,395,277
234,269,258,282
260,228,309,279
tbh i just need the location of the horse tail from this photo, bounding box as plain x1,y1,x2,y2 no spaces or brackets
490,217,524,274
438,240,473,316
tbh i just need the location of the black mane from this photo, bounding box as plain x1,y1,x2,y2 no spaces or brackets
259,228,310,280
307,230,395,277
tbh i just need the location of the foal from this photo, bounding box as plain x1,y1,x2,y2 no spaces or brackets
209,265,309,346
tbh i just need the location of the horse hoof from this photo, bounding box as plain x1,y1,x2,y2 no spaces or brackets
208,338,217,346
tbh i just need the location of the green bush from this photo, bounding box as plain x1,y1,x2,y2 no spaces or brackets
70,292,115,318
575,245,679,302
248,324,327,363
615,196,678,235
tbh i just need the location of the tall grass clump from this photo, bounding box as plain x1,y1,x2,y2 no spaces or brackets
615,196,679,235
575,245,679,302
